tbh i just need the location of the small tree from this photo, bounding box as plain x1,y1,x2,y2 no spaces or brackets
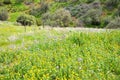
3,0,11,4
16,14,36,31
42,9,73,27
106,17,120,29
0,8,8,21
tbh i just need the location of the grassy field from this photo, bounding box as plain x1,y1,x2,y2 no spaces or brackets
0,23,120,80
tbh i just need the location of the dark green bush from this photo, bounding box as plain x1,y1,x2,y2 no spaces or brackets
105,0,120,10
0,1,4,6
54,0,68,2
102,16,113,27
86,0,95,3
81,9,102,27
3,0,11,4
24,0,34,5
29,2,49,17
15,0,24,4
16,14,36,26
66,3,90,18
106,17,120,29
66,1,102,27
36,18,42,26
42,9,74,27
114,5,120,16
90,0,101,9
0,8,8,21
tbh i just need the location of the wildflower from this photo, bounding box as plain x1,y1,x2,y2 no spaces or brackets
8,35,18,42
8,44,16,49
56,65,60,69
79,67,82,70
77,57,83,62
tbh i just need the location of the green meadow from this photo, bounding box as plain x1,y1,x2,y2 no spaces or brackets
0,23,120,80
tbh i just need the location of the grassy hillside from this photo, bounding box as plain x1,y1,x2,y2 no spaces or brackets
0,0,120,79
0,0,120,28
0,23,120,79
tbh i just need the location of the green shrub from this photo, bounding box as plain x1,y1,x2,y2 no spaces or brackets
3,0,11,4
16,14,36,26
15,0,24,4
0,1,4,6
36,18,42,26
81,8,102,27
24,0,34,5
90,0,101,9
66,1,102,27
106,17,120,29
66,3,90,18
0,8,8,21
54,0,68,2
105,0,120,10
86,0,95,3
29,2,49,17
102,16,113,27
42,8,73,27
114,5,120,16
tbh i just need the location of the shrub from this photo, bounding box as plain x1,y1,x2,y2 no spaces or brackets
15,0,24,4
80,8,102,27
16,14,36,26
70,18,84,27
90,0,101,9
3,0,11,4
36,18,42,26
0,1,4,6
102,16,113,27
42,9,73,27
0,8,8,21
106,17,120,29
54,0,68,2
53,8,72,27
105,0,120,10
66,3,90,18
66,1,102,27
86,0,95,3
114,5,120,16
24,0,34,5
29,2,49,17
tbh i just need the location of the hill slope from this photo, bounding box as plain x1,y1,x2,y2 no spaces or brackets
0,0,120,28
0,22,120,80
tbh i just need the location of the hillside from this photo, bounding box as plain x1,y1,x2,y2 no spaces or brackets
0,1,120,80
0,0,120,28
0,22,120,79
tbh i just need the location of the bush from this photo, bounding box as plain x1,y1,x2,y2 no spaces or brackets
86,0,95,3
0,8,8,21
29,2,49,17
66,1,102,27
105,0,120,10
66,3,90,18
114,5,120,16
36,18,42,26
0,1,4,6
90,0,101,9
101,16,113,27
106,17,120,29
3,0,11,4
54,0,68,2
15,0,24,4
16,14,36,26
80,8,102,27
24,0,34,5
42,9,74,27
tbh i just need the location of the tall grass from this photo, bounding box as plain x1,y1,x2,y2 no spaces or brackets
0,25,120,80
